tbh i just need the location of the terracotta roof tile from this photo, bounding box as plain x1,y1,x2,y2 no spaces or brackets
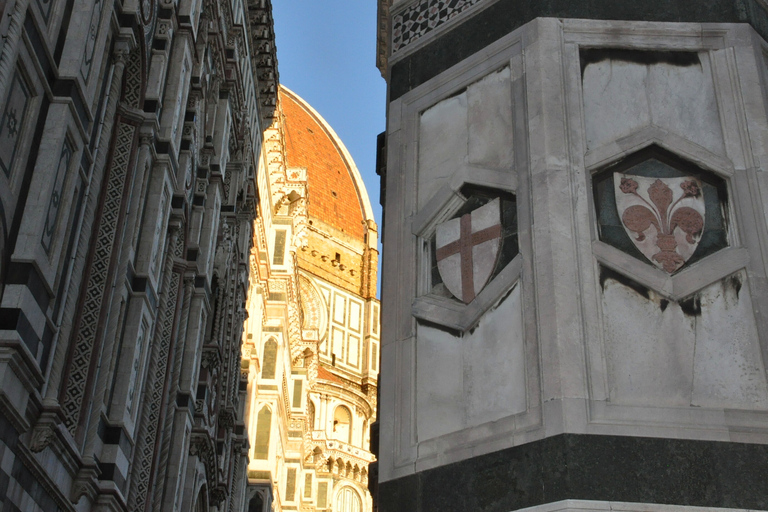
317,365,343,384
280,89,365,239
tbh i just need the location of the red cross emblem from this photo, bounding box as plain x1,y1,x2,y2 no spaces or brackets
435,199,502,303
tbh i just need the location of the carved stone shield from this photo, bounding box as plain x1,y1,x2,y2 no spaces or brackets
436,198,502,303
614,174,705,273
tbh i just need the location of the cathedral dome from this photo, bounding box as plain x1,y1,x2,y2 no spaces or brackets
279,86,374,239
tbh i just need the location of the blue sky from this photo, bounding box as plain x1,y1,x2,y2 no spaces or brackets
272,1,386,233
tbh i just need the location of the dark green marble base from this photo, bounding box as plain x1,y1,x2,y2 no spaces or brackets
378,434,768,511
390,0,768,100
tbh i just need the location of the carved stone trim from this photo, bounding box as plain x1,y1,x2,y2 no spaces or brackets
218,408,236,430
15,443,77,512
201,344,222,370
70,461,100,504
189,432,218,491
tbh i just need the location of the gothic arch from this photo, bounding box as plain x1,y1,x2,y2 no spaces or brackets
248,492,264,512
335,485,362,512
261,338,277,379
194,485,209,512
333,405,352,444
254,405,272,459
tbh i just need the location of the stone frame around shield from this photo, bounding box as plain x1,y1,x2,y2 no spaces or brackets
411,167,521,333
589,139,744,302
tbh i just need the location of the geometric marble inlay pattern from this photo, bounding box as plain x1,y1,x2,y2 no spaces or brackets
123,52,142,109
62,121,135,434
392,0,484,54
131,269,179,512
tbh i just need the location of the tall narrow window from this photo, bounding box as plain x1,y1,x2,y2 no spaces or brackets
248,494,264,512
272,230,287,265
317,482,328,508
254,406,272,459
285,468,297,501
333,406,352,444
262,339,277,379
371,342,378,372
292,379,303,409
304,473,313,499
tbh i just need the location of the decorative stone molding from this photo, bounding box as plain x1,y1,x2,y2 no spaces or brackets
201,345,222,370
218,408,236,430
209,485,228,506
28,418,57,452
246,0,279,125
189,432,217,487
16,443,77,512
377,0,392,75
70,462,100,504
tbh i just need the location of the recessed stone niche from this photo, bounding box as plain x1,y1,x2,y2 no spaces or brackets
429,185,518,299
593,146,728,274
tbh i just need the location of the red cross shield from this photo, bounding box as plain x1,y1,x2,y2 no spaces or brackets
435,198,502,303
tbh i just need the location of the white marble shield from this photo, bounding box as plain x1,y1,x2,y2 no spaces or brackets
614,174,705,273
436,198,502,303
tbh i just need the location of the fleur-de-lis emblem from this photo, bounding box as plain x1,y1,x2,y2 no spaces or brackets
614,174,705,273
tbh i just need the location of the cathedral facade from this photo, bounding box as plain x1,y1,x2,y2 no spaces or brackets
0,0,279,510
376,0,768,510
241,86,380,512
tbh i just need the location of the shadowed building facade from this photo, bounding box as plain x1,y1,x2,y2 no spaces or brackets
0,0,279,510
375,0,768,511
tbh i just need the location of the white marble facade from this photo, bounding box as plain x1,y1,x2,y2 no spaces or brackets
379,17,768,485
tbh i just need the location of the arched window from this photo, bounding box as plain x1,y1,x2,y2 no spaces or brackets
335,487,362,512
194,487,207,512
254,406,272,459
262,338,277,379
332,405,352,444
308,399,316,430
248,493,264,512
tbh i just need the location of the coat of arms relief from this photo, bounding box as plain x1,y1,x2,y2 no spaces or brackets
412,182,520,331
614,174,705,273
435,198,503,303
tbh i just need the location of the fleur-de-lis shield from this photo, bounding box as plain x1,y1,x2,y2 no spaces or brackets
436,198,502,303
614,174,705,273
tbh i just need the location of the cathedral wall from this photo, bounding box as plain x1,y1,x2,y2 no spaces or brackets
379,10,768,510
0,0,278,508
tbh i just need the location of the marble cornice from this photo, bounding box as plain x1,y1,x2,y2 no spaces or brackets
245,0,280,127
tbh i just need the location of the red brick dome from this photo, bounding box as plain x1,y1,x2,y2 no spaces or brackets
280,87,370,239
